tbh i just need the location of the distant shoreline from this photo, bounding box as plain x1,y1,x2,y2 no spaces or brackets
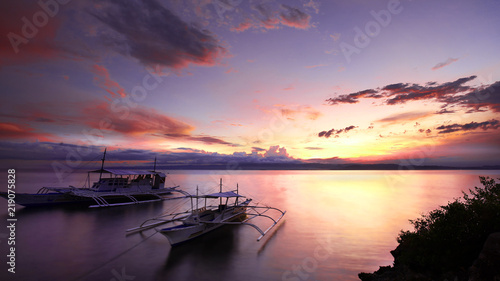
9,163,500,173
154,162,500,171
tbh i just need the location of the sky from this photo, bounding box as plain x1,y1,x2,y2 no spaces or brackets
1,0,500,170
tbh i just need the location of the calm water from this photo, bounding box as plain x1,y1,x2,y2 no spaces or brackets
1,170,499,281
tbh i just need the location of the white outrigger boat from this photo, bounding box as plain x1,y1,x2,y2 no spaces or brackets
0,149,186,208
127,180,286,245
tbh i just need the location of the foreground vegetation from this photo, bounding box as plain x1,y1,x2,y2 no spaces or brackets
359,176,500,280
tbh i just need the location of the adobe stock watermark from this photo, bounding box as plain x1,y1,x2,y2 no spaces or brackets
51,65,169,182
340,0,403,64
7,0,73,54
281,235,335,281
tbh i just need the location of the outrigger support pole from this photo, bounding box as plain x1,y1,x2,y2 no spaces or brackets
220,178,223,206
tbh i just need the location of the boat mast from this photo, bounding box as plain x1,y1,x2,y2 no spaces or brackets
220,178,223,206
99,148,107,181
153,157,157,172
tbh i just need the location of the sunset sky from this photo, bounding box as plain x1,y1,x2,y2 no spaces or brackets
1,0,499,169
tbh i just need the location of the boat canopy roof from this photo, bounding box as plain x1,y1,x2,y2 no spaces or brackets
89,168,166,177
193,191,244,198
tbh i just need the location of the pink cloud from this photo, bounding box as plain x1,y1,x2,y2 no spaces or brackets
229,4,311,33
225,67,238,74
82,101,194,137
279,5,311,29
305,64,327,69
0,122,54,141
91,64,127,98
230,18,254,33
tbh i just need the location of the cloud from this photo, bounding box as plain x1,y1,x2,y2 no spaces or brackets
436,108,456,115
0,1,64,66
432,57,459,71
326,75,500,114
329,33,340,41
305,64,328,69
303,0,320,14
327,76,476,105
418,128,432,135
447,81,500,113
168,145,298,164
436,119,500,134
230,18,255,33
276,104,322,120
252,3,281,29
279,5,311,29
0,142,298,168
83,101,194,136
264,145,290,158
385,76,476,105
318,125,357,138
90,0,227,69
224,67,238,74
0,122,54,141
377,111,432,123
230,3,311,32
326,89,380,105
164,133,239,147
91,64,127,98
304,147,323,150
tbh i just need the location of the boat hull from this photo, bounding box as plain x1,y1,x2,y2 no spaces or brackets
0,192,94,207
159,203,249,245
159,223,223,245
0,188,178,208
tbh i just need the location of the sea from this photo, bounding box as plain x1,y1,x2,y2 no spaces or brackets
1,169,499,281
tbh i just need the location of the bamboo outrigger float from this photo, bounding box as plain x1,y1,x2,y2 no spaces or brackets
127,179,286,245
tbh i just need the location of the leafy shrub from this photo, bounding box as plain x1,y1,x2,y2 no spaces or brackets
394,177,500,275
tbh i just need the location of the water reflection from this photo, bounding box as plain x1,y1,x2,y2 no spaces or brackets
159,226,240,280
1,170,499,281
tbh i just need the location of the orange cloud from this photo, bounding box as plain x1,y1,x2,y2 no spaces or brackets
274,104,322,120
